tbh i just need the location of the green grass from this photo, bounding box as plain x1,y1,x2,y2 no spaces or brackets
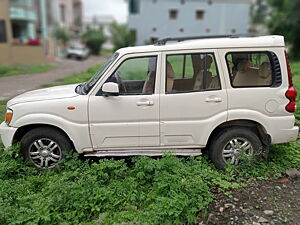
100,48,114,56
291,61,300,124
0,62,299,224
0,64,55,78
42,64,102,88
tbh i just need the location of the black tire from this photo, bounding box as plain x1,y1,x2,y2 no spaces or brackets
208,127,263,170
20,127,72,170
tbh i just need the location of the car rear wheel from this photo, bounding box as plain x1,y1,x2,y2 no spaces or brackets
20,127,72,170
208,127,263,169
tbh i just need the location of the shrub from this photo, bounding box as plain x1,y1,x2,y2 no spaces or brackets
82,29,106,55
53,27,70,45
110,22,136,51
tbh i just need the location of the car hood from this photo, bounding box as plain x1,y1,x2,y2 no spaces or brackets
7,84,80,107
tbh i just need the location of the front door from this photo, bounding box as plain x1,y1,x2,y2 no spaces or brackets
159,51,228,147
89,54,160,149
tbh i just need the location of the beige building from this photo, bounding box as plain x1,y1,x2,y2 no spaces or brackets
0,0,46,64
0,0,83,64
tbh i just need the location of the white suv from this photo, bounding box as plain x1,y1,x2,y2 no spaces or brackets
0,35,298,169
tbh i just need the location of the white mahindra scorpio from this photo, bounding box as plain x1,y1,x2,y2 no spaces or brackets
0,35,298,169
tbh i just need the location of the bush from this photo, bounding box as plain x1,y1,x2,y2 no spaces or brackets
1,137,299,224
53,28,70,45
110,22,136,51
0,141,237,224
82,29,106,55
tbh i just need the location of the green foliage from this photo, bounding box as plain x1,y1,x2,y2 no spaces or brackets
0,143,236,224
82,29,106,55
0,101,7,122
250,0,269,25
0,64,54,78
53,28,71,44
0,136,299,224
268,0,300,58
110,22,136,51
249,0,269,33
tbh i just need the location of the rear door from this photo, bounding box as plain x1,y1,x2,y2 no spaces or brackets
159,50,228,147
218,48,284,122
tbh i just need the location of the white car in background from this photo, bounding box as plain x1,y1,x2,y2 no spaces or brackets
66,44,89,60
0,35,298,170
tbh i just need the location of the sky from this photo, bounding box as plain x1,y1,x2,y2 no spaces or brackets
83,0,128,23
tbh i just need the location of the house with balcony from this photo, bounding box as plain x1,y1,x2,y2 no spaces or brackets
127,0,252,45
0,0,46,64
0,0,84,63
10,0,37,42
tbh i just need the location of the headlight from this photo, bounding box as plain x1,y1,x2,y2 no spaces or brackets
5,109,13,126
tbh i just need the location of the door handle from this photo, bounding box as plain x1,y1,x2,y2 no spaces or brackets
136,100,154,106
205,97,222,103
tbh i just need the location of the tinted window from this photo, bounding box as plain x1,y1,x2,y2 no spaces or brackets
129,0,140,14
226,52,275,87
106,56,157,95
166,53,221,93
0,20,7,43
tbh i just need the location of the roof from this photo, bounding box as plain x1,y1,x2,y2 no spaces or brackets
125,0,252,3
117,35,285,55
84,15,116,24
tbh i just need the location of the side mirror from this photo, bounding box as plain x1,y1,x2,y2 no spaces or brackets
102,82,119,96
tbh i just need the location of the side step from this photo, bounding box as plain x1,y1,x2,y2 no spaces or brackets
83,149,202,157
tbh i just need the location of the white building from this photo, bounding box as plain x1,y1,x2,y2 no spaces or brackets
127,0,252,45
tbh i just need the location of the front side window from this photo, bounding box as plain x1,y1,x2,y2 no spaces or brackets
83,52,119,93
104,56,157,95
226,52,276,87
166,53,221,93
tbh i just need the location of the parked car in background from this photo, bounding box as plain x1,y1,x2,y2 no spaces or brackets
66,44,89,60
0,35,298,170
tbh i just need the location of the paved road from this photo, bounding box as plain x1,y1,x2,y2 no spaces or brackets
0,55,110,100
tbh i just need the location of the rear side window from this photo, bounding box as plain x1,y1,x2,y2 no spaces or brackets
166,53,221,93
226,52,281,88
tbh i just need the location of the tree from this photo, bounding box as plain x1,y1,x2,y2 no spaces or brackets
82,29,106,55
53,27,70,45
249,0,269,34
268,0,300,58
110,22,136,51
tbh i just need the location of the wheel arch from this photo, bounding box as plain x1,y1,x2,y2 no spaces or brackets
206,119,271,149
13,124,75,150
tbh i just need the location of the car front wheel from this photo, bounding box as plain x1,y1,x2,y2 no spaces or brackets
20,127,72,170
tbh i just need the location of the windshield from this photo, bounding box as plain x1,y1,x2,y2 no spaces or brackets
83,52,119,93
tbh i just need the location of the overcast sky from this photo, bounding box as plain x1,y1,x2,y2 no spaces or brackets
83,0,128,23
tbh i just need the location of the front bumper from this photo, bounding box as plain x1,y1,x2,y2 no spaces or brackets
0,122,17,148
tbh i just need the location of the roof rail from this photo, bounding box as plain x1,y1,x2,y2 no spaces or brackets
154,34,256,46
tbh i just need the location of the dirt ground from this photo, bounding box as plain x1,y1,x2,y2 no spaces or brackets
203,177,300,225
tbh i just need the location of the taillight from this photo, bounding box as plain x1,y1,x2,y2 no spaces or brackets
285,50,293,87
285,86,297,113
284,50,297,113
